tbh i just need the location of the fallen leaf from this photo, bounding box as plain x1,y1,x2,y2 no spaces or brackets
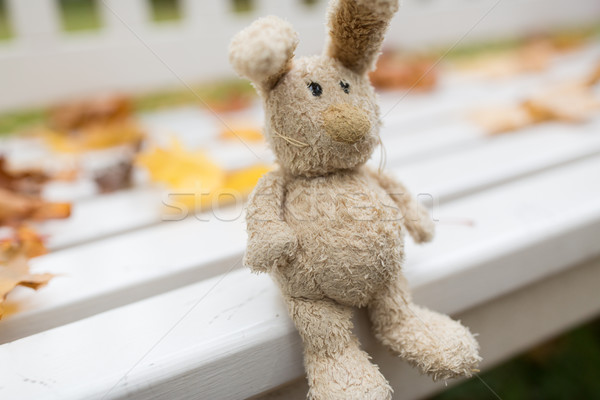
470,105,535,135
370,51,438,91
94,160,134,194
0,188,71,226
472,81,600,134
0,157,49,196
224,164,272,198
523,83,600,123
137,139,270,212
588,63,600,86
0,227,52,319
219,125,264,142
42,119,145,153
0,226,48,259
136,139,225,195
49,93,132,131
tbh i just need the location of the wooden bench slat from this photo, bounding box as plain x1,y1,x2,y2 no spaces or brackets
2,120,599,343
2,155,600,399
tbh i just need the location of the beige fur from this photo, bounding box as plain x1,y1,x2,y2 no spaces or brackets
232,1,481,398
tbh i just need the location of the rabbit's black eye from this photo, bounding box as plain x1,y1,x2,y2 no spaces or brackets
308,82,323,97
340,81,350,94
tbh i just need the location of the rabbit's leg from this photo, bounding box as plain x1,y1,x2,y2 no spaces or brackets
369,274,481,381
286,296,392,400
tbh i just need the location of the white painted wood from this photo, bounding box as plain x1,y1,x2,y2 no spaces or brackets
3,39,595,248
1,0,599,112
100,0,151,35
34,114,600,250
2,150,600,349
379,42,600,128
5,0,60,44
1,153,600,398
258,257,600,399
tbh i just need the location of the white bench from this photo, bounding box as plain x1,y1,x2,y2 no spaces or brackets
1,0,599,111
1,1,600,399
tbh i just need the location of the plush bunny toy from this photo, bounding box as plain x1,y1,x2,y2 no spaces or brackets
229,1,481,398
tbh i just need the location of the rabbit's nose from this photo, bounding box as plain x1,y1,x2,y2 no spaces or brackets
322,104,371,144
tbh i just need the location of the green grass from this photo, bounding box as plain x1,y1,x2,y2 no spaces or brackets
302,0,321,6
59,0,102,32
232,0,254,14
0,109,45,136
0,79,256,135
133,79,255,111
431,318,600,400
0,0,12,40
149,0,182,22
441,24,600,61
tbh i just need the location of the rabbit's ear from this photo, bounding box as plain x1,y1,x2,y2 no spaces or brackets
229,16,299,94
326,0,398,75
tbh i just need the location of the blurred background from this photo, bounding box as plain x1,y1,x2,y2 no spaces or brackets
1,1,600,399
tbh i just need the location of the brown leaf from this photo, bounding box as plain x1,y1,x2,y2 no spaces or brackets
470,105,535,135
0,188,71,226
94,160,133,194
0,226,48,260
523,83,600,123
369,51,438,91
42,119,145,153
0,228,52,319
472,82,600,134
0,157,49,196
588,63,600,87
49,93,133,131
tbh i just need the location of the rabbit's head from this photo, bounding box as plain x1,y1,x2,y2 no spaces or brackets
230,0,398,177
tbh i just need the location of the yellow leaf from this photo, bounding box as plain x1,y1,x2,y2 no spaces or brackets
42,120,144,153
219,126,264,142
0,228,52,319
224,164,271,198
137,139,225,191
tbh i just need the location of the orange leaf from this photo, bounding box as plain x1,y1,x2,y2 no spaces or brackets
0,228,52,319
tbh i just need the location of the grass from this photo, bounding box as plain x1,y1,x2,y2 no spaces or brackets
59,0,102,32
232,0,254,14
0,79,256,135
0,109,46,137
149,0,182,22
431,318,600,400
441,24,600,61
0,0,12,40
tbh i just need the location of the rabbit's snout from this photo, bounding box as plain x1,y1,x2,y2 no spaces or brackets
322,104,371,144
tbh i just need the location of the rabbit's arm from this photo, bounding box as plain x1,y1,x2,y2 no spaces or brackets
245,170,298,273
368,168,435,244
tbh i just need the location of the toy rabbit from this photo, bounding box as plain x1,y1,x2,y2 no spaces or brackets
230,1,481,398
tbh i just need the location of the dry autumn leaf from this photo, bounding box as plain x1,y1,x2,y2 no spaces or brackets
472,81,600,134
523,83,600,123
0,227,52,319
369,51,438,91
94,160,134,194
219,125,264,142
0,157,49,196
587,63,600,87
136,139,270,211
0,188,71,226
41,119,145,153
137,139,225,194
49,93,133,131
224,164,271,198
470,105,535,135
